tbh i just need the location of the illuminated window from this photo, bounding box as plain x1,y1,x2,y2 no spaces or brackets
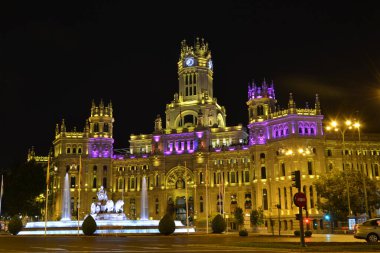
230,171,236,183
261,166,266,179
308,161,313,175
310,186,315,208
103,177,107,188
245,193,252,209
217,193,223,213
244,170,250,182
70,176,76,188
281,162,286,176
284,187,288,209
155,198,159,215
263,189,268,210
104,123,109,132
92,177,97,188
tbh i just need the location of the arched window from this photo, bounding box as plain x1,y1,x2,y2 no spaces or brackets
94,123,99,132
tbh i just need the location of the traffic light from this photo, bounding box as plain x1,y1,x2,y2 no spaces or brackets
305,218,310,224
324,214,330,221
291,170,301,189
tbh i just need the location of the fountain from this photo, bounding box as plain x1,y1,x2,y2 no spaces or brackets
140,176,148,220
18,183,195,235
90,185,126,220
60,172,71,221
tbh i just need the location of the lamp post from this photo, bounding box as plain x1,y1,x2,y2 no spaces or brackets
325,120,355,216
354,122,369,219
276,204,281,236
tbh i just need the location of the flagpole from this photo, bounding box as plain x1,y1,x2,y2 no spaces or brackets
77,155,82,236
222,170,225,216
0,174,3,216
184,161,189,234
44,155,50,236
205,164,208,234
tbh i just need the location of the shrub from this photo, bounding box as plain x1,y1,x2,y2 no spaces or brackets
8,215,23,235
234,207,244,230
82,214,97,235
211,214,226,233
294,230,312,237
250,207,264,226
158,214,176,235
239,229,248,236
305,230,312,237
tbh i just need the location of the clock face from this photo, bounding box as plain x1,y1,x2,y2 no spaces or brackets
208,60,213,69
185,57,194,67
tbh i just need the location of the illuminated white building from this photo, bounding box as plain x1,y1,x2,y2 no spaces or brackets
32,38,380,232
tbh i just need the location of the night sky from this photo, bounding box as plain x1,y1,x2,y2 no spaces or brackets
1,1,380,168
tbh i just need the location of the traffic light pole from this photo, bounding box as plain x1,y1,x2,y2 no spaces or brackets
292,170,305,247
298,186,306,247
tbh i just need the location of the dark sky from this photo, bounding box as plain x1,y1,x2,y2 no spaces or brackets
1,1,380,168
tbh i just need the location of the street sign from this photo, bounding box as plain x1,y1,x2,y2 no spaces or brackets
293,192,307,207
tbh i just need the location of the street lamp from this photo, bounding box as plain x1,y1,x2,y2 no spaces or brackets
353,122,369,219
326,120,356,216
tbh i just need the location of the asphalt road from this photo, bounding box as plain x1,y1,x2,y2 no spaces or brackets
0,233,377,252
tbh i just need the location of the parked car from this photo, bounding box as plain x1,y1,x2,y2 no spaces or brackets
354,218,380,243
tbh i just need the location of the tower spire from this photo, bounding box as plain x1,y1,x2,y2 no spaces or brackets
315,93,321,114
288,93,296,114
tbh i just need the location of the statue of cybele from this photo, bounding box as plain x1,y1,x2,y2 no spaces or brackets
97,185,108,202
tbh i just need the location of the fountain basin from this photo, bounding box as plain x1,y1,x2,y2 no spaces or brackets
19,220,195,235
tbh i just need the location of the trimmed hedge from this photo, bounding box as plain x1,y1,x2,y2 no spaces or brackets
8,216,23,235
294,230,312,237
211,214,226,233
158,214,176,235
82,214,97,235
239,229,248,236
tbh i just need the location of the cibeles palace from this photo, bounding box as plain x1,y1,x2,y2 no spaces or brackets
30,38,380,232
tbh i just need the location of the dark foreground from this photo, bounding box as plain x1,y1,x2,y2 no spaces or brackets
0,233,378,252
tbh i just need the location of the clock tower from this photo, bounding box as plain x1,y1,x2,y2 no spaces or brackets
164,38,226,129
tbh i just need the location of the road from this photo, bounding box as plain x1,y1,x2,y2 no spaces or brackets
0,233,376,252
